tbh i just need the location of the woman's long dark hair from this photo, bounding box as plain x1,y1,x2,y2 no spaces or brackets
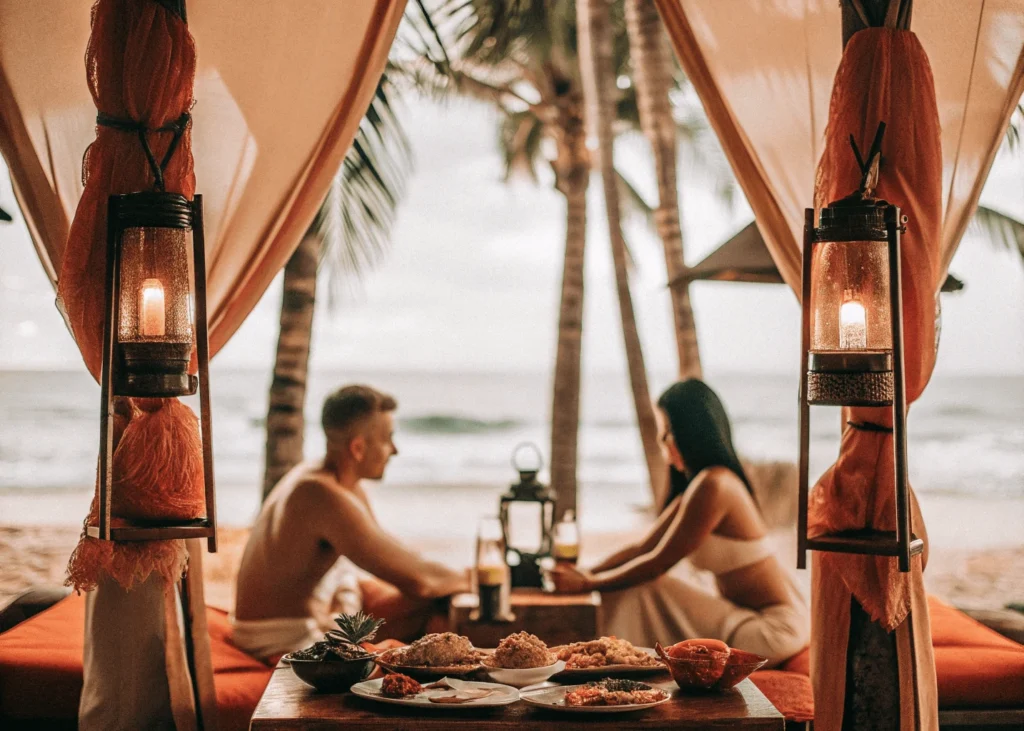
657,379,755,511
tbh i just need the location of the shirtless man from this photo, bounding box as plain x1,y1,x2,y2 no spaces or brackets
232,385,468,660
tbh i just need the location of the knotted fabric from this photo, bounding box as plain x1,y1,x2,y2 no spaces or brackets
63,0,203,592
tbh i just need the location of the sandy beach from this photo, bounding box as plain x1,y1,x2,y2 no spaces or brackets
2,485,1021,615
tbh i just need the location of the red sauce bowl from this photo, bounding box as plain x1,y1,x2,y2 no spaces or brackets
655,642,767,692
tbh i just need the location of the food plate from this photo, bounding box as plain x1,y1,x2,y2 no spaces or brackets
550,648,666,682
375,649,483,681
350,677,519,708
520,683,672,713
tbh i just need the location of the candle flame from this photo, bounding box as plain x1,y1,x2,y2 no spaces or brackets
839,299,866,350
139,278,166,338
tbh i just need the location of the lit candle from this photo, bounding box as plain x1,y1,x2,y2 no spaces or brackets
139,278,166,338
839,298,866,350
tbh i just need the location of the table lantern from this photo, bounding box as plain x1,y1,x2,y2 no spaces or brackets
797,147,920,572
499,443,555,588
86,191,217,549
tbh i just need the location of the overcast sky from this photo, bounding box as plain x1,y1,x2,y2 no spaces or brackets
1,95,1022,376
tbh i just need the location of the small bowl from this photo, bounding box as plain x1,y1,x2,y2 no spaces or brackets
655,642,767,692
483,659,566,688
288,656,376,693
716,649,770,690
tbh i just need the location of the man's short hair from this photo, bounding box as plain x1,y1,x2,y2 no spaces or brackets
321,385,397,434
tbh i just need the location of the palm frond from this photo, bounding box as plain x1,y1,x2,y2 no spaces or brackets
616,169,655,230
315,75,412,307
971,204,1024,263
499,110,545,181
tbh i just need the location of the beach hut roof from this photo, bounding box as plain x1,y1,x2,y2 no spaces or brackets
669,221,966,293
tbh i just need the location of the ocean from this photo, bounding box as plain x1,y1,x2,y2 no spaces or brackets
0,368,1021,529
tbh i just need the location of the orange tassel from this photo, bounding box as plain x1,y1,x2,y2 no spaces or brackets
66,397,203,592
112,398,205,522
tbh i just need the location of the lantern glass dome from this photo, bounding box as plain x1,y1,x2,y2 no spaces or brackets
809,239,892,353
117,225,194,347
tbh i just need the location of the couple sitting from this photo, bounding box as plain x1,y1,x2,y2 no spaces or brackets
232,381,808,666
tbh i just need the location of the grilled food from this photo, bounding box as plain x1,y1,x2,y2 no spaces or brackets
391,632,477,667
380,673,423,698
564,679,667,706
490,632,556,669
554,636,662,669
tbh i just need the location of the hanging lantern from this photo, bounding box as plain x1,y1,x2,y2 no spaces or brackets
796,126,920,572
86,191,217,547
113,193,197,398
499,443,556,588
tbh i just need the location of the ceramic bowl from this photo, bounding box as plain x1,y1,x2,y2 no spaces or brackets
288,656,376,693
655,642,767,692
482,659,566,688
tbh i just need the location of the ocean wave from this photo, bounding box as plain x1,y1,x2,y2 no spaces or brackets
400,415,521,434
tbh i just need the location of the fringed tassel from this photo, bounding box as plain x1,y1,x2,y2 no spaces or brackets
112,398,205,521
66,396,204,592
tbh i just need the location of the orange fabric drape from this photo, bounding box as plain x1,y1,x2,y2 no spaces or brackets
0,0,406,591
647,1,1024,727
807,30,941,730
654,0,1024,291
0,0,406,358
62,0,205,593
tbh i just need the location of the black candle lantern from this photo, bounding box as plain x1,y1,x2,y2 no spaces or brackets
797,124,920,572
499,443,555,588
86,191,217,550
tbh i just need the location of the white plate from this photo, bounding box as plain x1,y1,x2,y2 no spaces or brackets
350,677,519,709
482,660,566,688
520,683,671,713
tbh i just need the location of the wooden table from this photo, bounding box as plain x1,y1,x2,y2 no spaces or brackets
449,590,601,647
250,667,784,729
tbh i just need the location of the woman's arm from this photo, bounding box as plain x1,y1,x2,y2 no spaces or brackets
588,473,727,592
588,496,683,572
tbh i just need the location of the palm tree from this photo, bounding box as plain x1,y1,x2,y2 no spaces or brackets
397,1,590,517
623,0,701,380
261,78,411,500
260,3,451,501
576,0,666,499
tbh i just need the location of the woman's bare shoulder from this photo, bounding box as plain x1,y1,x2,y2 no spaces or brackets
686,465,750,507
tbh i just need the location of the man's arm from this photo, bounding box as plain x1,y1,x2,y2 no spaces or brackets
301,480,468,599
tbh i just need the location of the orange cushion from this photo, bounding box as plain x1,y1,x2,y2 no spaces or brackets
0,592,272,730
757,595,1024,718
928,596,1023,650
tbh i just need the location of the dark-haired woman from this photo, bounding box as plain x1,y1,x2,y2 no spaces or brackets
551,380,808,666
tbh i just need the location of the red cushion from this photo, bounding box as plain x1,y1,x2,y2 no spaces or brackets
0,591,272,730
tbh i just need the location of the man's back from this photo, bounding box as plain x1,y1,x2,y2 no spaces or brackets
234,463,349,622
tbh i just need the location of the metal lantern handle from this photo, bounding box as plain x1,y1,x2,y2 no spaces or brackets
511,442,544,474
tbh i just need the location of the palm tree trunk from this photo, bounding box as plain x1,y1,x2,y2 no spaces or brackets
261,230,321,501
549,103,590,519
624,0,702,380
577,0,666,499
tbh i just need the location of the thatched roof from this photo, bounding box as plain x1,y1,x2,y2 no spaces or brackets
669,221,964,293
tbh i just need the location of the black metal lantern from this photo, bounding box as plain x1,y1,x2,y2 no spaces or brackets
86,191,217,550
797,126,920,572
499,443,555,588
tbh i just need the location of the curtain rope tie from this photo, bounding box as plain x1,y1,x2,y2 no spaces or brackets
95,112,192,192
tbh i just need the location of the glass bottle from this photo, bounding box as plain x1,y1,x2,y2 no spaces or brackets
553,510,580,565
475,517,510,621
